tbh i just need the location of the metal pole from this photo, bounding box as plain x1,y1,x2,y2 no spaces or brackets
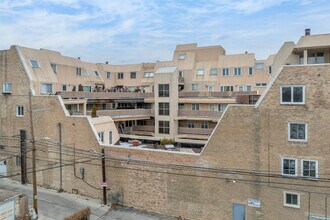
101,148,107,205
58,123,63,192
20,130,27,184
29,91,38,215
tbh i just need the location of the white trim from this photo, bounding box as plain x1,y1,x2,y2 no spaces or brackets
280,85,305,105
283,191,300,208
2,82,12,93
57,96,70,116
108,130,113,145
281,157,298,177
16,105,24,117
15,46,36,95
29,59,40,68
87,116,103,146
98,131,105,144
221,68,230,76
301,159,318,178
40,83,54,95
288,122,308,142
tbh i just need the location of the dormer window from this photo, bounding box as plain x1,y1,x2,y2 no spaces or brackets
2,82,12,94
50,64,57,73
82,69,88,76
30,60,40,68
178,53,186,60
94,71,99,77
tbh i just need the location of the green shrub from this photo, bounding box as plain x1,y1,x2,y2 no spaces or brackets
91,106,97,118
160,138,175,145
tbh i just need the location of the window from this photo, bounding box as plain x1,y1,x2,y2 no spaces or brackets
192,103,199,111
98,132,104,143
255,63,264,70
106,72,111,79
248,67,254,76
51,64,57,73
187,121,195,128
222,68,230,76
282,158,298,176
87,104,93,110
130,72,136,79
201,122,209,129
94,71,99,77
102,103,107,110
207,86,214,92
281,85,305,104
237,85,244,91
284,192,300,208
246,85,252,91
144,72,154,78
16,156,21,166
159,102,170,116
178,103,185,109
288,123,307,141
299,55,304,65
159,121,169,134
137,120,147,126
220,85,233,92
197,69,204,76
178,53,186,60
30,60,40,68
41,83,53,94
16,106,24,117
191,84,199,91
2,82,12,93
256,83,267,87
158,84,169,97
83,86,91,92
301,160,318,178
72,85,76,91
210,68,217,75
219,104,228,112
117,72,124,79
234,68,242,76
62,84,67,91
76,67,82,76
268,66,272,74
82,69,88,76
209,104,218,111
109,131,113,145
308,52,325,64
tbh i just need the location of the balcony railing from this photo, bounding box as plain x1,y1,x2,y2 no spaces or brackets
178,127,213,135
179,91,257,98
87,108,154,118
178,110,223,118
132,125,155,132
59,91,154,99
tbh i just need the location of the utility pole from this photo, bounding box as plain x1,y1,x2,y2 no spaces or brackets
29,91,38,215
58,123,63,192
20,130,27,184
101,148,107,205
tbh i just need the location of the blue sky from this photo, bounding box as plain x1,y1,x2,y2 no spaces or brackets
1,0,330,64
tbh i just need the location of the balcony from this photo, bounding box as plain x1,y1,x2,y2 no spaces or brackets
178,127,213,135
178,110,222,120
59,91,154,100
130,125,155,136
179,91,257,98
87,108,154,120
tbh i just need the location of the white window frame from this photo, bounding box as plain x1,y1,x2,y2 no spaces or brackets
191,84,199,91
130,72,137,79
210,68,217,75
288,123,308,142
256,83,267,87
192,103,200,111
234,68,242,76
106,72,111,79
62,84,67,91
144,72,154,78
222,68,230,76
283,191,300,208
246,85,252,91
82,69,89,76
219,104,228,112
281,158,298,177
98,131,105,144
94,71,100,77
197,69,204,76
76,67,82,76
280,85,305,105
30,59,40,68
178,53,186,60
207,86,214,92
117,72,124,79
41,83,53,95
16,105,24,117
255,63,264,70
248,67,254,76
187,121,195,128
237,85,245,91
108,130,113,145
201,121,209,129
2,82,12,93
220,85,233,92
301,159,318,178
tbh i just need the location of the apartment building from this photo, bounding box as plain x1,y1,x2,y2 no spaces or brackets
3,41,284,147
1,30,329,220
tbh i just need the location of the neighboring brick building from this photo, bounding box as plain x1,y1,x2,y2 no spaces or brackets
0,30,329,220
